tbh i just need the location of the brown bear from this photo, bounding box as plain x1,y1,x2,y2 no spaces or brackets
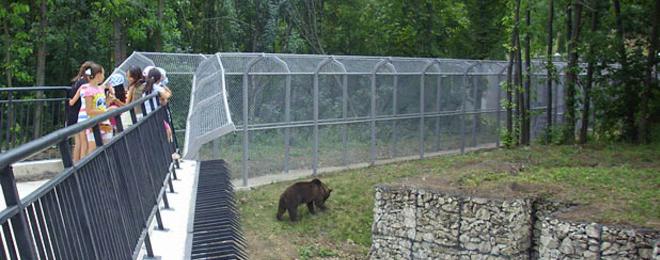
276,178,332,221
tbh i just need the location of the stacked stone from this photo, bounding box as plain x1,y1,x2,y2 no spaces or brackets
537,218,602,259
370,186,416,259
537,217,659,259
369,185,660,260
369,185,535,260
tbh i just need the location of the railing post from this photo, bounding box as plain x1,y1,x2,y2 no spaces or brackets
130,108,138,124
92,125,104,147
143,233,159,260
0,166,38,259
165,105,180,169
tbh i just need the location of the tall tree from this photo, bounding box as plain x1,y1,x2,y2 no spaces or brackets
155,0,164,51
563,1,582,144
33,0,47,138
546,0,554,143
286,0,325,54
523,3,531,145
612,0,635,141
579,1,601,144
506,23,515,146
639,0,659,143
514,0,523,145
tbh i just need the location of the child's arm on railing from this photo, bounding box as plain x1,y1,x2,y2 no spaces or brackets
69,87,82,106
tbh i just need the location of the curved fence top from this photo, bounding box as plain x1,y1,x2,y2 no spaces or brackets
112,52,573,161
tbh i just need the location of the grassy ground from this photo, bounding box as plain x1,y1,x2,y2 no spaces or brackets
237,143,659,260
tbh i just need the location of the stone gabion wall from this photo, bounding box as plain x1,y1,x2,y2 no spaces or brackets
369,185,534,259
369,185,660,260
538,217,660,260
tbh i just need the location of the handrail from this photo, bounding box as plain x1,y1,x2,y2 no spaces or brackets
0,92,159,169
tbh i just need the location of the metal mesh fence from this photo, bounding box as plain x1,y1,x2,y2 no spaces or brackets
115,52,571,187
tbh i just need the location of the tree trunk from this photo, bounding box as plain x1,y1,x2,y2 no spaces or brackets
113,17,123,66
613,0,635,142
33,0,47,139
578,4,600,144
506,40,514,145
563,1,582,144
639,0,659,143
155,0,164,51
514,0,522,146
2,0,12,88
546,0,554,143
523,5,531,145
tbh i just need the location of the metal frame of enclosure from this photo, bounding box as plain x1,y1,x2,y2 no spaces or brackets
108,52,569,188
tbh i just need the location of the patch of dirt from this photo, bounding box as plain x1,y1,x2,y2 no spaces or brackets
400,174,561,201
245,230,367,260
245,230,298,260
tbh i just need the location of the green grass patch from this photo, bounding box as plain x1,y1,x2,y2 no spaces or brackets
238,143,659,259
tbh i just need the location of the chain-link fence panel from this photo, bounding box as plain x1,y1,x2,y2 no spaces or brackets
109,52,582,187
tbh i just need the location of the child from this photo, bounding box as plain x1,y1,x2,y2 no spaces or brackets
106,73,127,132
68,61,94,162
77,63,114,154
143,67,179,159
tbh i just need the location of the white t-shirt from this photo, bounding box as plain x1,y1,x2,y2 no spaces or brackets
143,83,165,114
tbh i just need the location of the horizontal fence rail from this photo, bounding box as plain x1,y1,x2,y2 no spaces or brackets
0,92,178,259
0,87,71,160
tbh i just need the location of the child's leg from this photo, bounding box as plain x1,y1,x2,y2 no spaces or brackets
86,130,96,155
164,121,173,143
72,132,81,162
79,131,88,159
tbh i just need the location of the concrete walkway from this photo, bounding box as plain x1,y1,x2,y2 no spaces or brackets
137,160,198,260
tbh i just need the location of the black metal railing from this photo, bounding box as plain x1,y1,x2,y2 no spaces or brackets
0,92,177,259
0,87,70,160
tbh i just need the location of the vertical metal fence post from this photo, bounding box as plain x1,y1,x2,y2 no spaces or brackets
472,75,479,147
313,62,321,175
461,73,468,154
8,91,14,146
435,75,443,152
392,74,398,158
144,233,157,259
0,166,38,259
370,62,379,165
419,72,425,159
284,72,291,173
553,77,559,125
341,74,348,167
242,66,250,187
496,73,503,147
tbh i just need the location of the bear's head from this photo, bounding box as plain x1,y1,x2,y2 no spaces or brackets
312,178,332,202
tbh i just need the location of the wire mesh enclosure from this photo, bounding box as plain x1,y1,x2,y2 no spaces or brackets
118,52,569,187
